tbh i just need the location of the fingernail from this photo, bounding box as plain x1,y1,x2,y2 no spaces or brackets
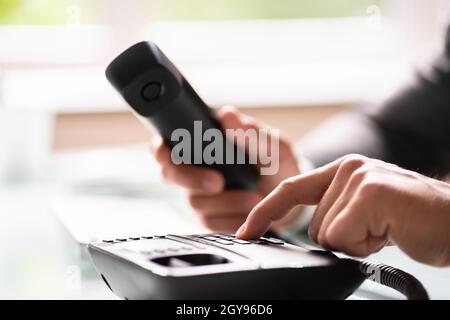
151,135,163,147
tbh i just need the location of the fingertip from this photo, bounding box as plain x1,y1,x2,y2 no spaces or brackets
235,222,247,238
235,213,269,240
217,105,241,130
236,225,266,240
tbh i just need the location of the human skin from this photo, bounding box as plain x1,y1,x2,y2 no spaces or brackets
150,106,301,232
237,154,450,267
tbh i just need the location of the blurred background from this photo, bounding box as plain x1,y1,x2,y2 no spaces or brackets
0,0,449,299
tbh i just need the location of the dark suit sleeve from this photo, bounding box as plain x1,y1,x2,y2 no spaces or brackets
298,26,450,178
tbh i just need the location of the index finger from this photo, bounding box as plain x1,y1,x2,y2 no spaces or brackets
236,158,343,239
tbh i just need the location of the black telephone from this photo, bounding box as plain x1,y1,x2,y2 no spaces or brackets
88,234,366,299
105,41,259,190
91,42,429,300
89,233,429,300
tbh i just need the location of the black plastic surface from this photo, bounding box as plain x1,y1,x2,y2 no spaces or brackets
106,41,259,190
88,236,366,300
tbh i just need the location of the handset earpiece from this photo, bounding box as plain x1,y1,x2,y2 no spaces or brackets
106,41,259,190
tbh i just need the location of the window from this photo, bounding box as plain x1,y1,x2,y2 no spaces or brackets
0,0,95,25
145,0,385,21
0,0,383,25
0,0,447,111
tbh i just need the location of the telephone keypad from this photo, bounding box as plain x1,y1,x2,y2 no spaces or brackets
189,234,284,246
101,234,284,250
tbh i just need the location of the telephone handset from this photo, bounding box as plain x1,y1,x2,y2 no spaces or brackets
105,41,259,190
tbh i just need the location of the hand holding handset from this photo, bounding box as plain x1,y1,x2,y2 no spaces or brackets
98,42,429,301
106,41,259,190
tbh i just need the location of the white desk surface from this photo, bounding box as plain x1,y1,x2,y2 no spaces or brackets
0,183,115,299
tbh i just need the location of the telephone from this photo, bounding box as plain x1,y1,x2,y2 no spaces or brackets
93,42,429,300
88,233,366,299
88,234,428,300
88,232,429,300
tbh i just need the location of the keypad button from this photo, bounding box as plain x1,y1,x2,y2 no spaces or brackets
203,236,218,241
261,237,284,245
116,238,127,242
218,235,235,240
141,236,153,239
129,237,140,241
232,239,251,244
249,239,266,244
214,239,234,245
154,249,165,254
102,240,114,243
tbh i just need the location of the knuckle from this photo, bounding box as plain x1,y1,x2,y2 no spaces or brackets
357,179,385,198
279,176,299,192
349,165,373,183
343,153,368,161
250,192,263,205
339,154,368,174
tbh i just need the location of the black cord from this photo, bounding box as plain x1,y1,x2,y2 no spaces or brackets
359,260,429,300
267,231,429,300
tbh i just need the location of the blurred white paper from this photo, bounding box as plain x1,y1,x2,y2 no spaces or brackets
51,195,205,245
